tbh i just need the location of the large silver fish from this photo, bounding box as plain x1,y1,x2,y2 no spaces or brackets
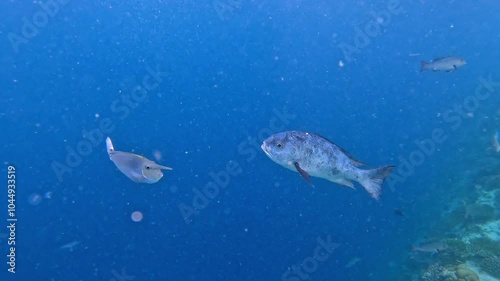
106,137,172,183
261,131,394,200
420,56,466,72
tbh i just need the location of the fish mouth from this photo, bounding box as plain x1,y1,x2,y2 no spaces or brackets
261,143,270,156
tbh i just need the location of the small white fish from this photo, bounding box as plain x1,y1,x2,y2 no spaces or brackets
345,257,362,268
59,241,81,251
106,137,172,183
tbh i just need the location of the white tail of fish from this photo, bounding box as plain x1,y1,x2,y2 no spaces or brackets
359,166,395,200
106,137,115,154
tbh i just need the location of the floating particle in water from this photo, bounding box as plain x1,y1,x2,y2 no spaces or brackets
28,193,42,206
393,208,405,217
44,191,53,199
59,241,81,251
153,150,162,162
169,185,178,194
131,211,143,222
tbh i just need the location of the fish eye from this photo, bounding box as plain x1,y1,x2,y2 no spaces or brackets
145,166,151,170
277,143,283,148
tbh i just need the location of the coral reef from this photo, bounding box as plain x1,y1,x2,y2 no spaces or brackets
442,205,468,230
455,264,479,281
444,239,468,258
420,263,481,281
408,132,500,281
443,237,499,260
468,237,500,257
421,263,454,281
483,175,500,191
465,203,495,223
475,189,498,208
479,256,500,279
478,220,500,241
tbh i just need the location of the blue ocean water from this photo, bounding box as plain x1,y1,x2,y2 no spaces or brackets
1,0,500,280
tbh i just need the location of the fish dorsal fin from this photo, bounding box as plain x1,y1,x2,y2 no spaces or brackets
313,133,365,166
294,162,311,185
339,147,365,166
432,56,450,61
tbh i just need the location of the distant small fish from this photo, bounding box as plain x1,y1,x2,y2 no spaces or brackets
493,131,500,152
393,208,405,217
59,241,81,252
411,241,448,254
420,56,466,73
345,257,362,268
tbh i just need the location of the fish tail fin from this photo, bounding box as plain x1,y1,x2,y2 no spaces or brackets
420,61,429,72
106,137,114,154
359,165,395,200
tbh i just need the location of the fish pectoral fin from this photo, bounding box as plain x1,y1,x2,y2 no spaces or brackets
293,162,311,185
331,178,355,189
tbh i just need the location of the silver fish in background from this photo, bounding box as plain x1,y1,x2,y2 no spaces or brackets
261,131,394,200
106,137,172,184
420,56,466,72
411,241,448,254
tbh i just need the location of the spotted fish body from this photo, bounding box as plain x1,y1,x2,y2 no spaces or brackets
261,131,394,200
